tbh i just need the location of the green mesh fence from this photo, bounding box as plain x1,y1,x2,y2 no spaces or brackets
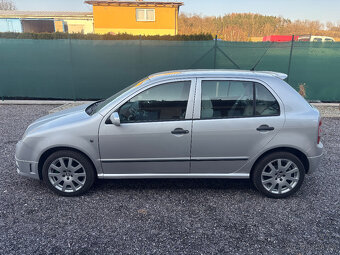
0,39,339,101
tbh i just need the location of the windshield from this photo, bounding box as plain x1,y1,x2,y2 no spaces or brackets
86,77,149,115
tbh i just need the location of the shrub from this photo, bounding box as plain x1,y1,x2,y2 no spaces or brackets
0,32,213,41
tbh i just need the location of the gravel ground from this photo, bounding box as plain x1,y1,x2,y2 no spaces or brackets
311,103,340,118
0,105,339,255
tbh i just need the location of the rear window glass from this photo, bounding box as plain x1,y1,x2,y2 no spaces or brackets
200,80,280,119
255,83,280,116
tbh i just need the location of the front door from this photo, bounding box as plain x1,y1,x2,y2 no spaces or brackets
191,79,285,174
98,79,195,175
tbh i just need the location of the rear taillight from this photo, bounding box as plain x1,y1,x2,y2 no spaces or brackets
317,119,322,144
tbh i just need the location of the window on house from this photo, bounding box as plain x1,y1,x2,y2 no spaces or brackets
136,9,155,22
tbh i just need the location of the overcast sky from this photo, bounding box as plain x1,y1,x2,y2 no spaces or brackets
12,0,340,24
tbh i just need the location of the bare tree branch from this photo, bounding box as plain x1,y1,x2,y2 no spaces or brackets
0,0,16,11
178,13,340,41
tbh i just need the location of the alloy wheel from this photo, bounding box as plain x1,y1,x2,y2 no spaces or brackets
261,159,300,195
48,157,86,193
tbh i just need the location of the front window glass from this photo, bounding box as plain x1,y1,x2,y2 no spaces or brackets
119,81,191,123
201,80,253,118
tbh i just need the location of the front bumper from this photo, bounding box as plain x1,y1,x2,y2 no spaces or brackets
15,140,40,180
15,157,40,180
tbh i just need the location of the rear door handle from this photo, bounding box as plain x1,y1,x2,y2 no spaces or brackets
171,128,189,135
256,124,275,131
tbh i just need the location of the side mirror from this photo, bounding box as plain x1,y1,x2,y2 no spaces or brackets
109,112,120,126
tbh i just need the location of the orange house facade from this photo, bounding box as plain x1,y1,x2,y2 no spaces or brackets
85,1,183,36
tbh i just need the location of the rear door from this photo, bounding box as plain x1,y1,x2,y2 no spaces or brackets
190,78,285,174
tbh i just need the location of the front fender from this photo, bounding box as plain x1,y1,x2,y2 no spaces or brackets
34,135,103,175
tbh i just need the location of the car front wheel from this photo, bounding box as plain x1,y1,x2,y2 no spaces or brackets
252,152,305,198
42,150,95,196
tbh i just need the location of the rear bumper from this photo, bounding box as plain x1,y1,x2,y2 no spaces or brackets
307,153,323,174
307,141,323,174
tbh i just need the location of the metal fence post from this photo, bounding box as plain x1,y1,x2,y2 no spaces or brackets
137,34,143,78
287,35,295,83
139,34,142,63
68,39,76,101
213,35,217,69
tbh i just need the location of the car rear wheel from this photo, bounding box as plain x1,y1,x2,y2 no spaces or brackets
252,152,305,198
42,150,95,196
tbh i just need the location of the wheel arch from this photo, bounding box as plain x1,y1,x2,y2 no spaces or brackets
38,146,98,180
250,147,310,178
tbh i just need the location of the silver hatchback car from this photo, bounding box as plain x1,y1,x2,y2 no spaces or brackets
15,70,323,198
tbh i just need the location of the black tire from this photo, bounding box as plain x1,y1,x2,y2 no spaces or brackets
42,150,95,197
251,152,305,199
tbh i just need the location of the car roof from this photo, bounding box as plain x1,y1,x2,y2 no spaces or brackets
146,69,288,83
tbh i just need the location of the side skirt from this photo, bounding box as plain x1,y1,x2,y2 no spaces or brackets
97,173,250,179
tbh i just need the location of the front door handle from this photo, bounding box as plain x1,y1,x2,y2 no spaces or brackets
171,128,189,135
257,124,275,132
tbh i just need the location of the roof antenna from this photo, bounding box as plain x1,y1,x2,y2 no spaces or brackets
250,42,273,71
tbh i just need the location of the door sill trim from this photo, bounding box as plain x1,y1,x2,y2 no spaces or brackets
100,157,248,163
97,173,249,179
